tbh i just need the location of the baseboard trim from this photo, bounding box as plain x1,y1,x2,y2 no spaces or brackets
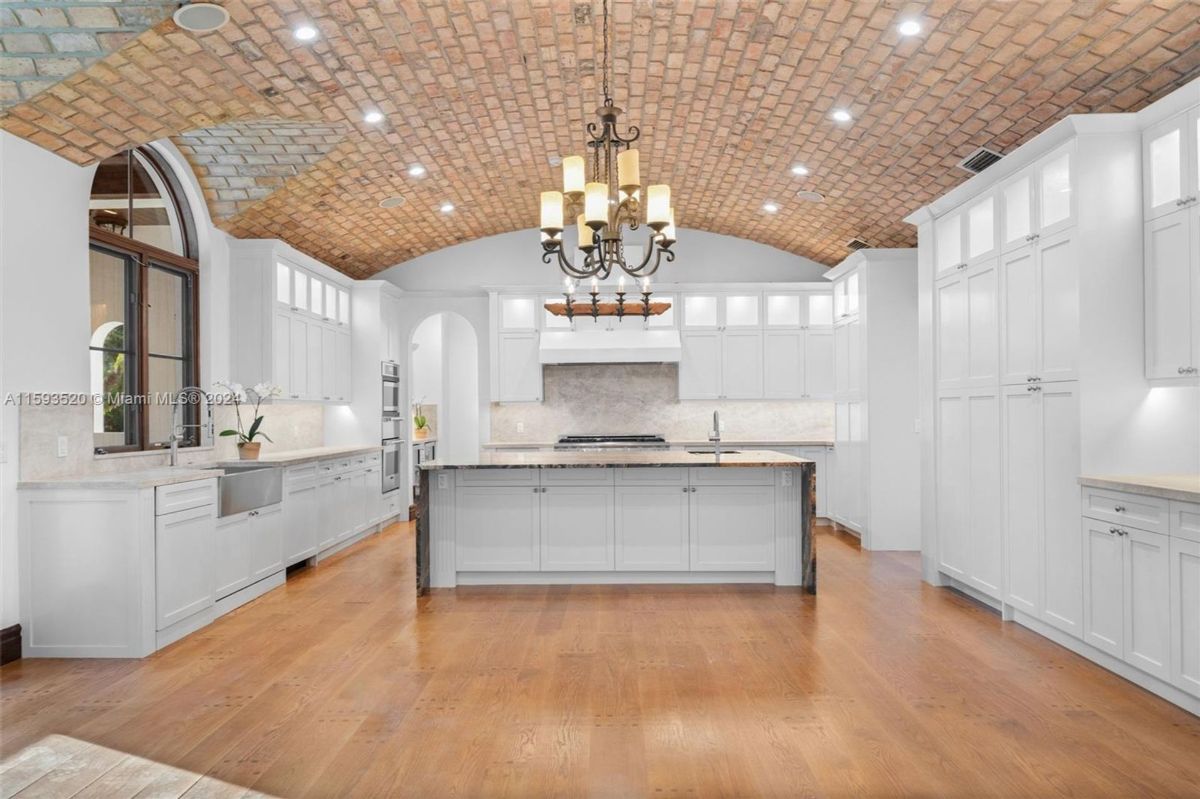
940,575,1003,613
456,571,777,586
1,624,20,665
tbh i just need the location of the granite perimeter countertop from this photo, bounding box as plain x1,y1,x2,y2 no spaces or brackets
482,439,834,450
19,467,225,490
421,450,812,469
1078,474,1200,503
215,444,383,467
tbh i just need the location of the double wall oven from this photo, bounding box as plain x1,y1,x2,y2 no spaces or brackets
381,361,403,495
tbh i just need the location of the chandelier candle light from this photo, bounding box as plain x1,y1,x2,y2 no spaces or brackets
539,0,675,323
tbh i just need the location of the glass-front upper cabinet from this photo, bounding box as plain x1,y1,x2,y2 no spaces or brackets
965,195,996,263
807,293,833,327
722,294,760,328
1037,147,1073,235
325,283,337,321
682,294,719,329
275,262,293,307
833,273,860,322
1142,109,1199,221
934,211,963,276
292,269,309,313
310,275,325,319
765,292,833,328
337,288,350,326
1000,174,1034,253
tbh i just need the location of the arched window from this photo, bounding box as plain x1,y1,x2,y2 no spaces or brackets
89,146,200,453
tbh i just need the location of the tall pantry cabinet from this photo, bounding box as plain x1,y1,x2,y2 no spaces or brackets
823,250,921,551
910,119,1146,618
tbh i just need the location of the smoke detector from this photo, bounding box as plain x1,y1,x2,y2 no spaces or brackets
173,3,230,33
379,196,406,209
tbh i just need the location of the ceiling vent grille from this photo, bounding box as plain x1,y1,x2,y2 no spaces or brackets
846,237,870,251
957,146,1003,174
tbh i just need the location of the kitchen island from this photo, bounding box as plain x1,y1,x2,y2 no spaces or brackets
416,451,816,594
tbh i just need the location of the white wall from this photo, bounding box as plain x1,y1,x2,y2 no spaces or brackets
378,227,829,291
440,313,479,461
0,132,231,630
410,315,443,409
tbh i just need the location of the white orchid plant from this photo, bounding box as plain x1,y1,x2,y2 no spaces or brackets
214,381,282,445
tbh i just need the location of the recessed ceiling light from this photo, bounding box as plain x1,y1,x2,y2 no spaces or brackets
791,164,809,176
363,110,384,124
831,109,852,123
548,155,563,166
294,24,318,41
407,164,426,177
379,196,406,209
898,19,922,37
172,2,230,33
439,202,455,214
762,202,779,214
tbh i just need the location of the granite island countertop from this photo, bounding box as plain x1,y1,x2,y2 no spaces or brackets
1078,474,1200,503
482,439,834,450
420,449,811,469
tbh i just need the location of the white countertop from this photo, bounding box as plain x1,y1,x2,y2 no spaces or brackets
1079,474,1200,503
482,439,834,450
19,444,384,489
422,449,812,469
19,467,224,490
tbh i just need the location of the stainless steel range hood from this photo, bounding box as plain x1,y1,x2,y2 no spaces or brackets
538,329,682,364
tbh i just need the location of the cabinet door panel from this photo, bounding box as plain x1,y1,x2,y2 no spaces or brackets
250,504,283,581
1170,537,1200,697
690,485,775,570
288,317,307,400
1001,175,1033,253
1144,211,1194,379
1041,383,1081,637
763,330,803,399
1000,245,1038,384
1143,112,1187,220
214,514,252,599
305,321,322,400
967,391,1003,598
317,478,338,550
336,330,352,402
833,324,850,395
497,333,542,402
967,195,996,262
722,330,763,399
1038,148,1074,235
679,331,721,400
935,393,968,579
1003,386,1040,614
540,485,614,571
1037,232,1078,382
1082,521,1124,658
284,482,317,565
273,312,291,397
966,260,1000,386
1124,528,1170,679
935,212,963,276
156,505,215,629
845,320,862,395
804,329,834,399
456,486,540,571
935,273,967,389
615,485,690,570
321,326,337,401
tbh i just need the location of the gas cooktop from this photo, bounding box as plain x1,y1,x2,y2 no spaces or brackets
554,434,669,451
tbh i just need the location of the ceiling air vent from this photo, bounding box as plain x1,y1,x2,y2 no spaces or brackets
846,237,870,252
957,146,1003,175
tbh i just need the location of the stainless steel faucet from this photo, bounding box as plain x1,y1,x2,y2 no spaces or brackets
709,409,721,458
169,386,212,466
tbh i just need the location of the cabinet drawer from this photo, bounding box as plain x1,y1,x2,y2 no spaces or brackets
689,467,775,486
1170,500,1200,543
365,451,382,466
155,478,217,516
457,468,539,487
1081,487,1168,534
285,464,317,485
615,467,688,486
316,459,339,477
541,468,614,486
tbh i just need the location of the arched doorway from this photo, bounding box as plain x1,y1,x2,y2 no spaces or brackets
408,312,479,499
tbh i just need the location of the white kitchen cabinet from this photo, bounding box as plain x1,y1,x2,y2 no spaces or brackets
336,329,352,401
283,469,318,565
935,259,999,390
721,330,763,398
833,317,862,396
614,484,690,570
934,211,963,278
763,330,804,398
804,329,834,399
1144,206,1199,380
155,504,216,630
689,484,775,571
997,143,1075,251
1124,526,1171,679
1170,536,1200,698
249,504,283,581
999,229,1077,385
678,331,720,399
679,328,764,401
317,473,338,551
363,464,383,526
456,485,541,571
334,472,355,541
935,195,997,278
540,484,615,570
793,446,829,516
346,467,369,535
1082,518,1125,657
1143,108,1199,221
1002,381,1081,635
935,392,968,580
496,332,542,402
722,294,761,328
229,240,355,404
214,512,254,599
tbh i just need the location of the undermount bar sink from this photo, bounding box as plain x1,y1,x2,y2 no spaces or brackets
216,464,282,517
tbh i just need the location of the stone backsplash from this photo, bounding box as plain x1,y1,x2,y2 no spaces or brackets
20,402,325,480
489,363,834,443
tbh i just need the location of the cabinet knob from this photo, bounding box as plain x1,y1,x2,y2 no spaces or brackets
682,487,689,493
1114,505,1126,513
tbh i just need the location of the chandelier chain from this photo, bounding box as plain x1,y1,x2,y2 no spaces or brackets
601,0,610,104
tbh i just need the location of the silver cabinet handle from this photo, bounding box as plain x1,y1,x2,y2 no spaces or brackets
1114,505,1126,513
1027,385,1041,392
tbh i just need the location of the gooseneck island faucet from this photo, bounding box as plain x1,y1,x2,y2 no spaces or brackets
709,410,721,458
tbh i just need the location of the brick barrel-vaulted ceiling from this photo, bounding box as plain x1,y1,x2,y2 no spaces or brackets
2,1,1198,278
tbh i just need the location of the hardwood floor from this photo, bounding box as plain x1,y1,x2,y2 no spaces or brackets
3,523,1200,798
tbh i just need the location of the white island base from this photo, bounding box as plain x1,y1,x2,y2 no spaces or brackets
417,452,816,592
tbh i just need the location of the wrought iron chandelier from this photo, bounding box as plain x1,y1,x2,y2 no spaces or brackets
538,0,676,290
